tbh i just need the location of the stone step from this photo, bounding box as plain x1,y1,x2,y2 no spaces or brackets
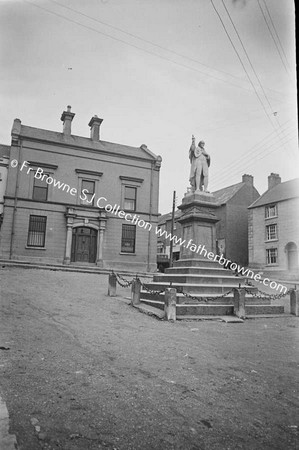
140,291,272,305
165,266,236,276
174,258,227,269
153,274,246,285
144,282,251,295
176,304,284,316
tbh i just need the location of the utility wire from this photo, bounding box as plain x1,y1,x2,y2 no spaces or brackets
220,1,283,132
211,121,296,180
24,0,286,101
210,134,297,191
212,126,296,181
210,0,276,132
261,0,291,72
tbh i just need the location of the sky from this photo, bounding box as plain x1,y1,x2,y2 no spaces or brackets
0,0,298,213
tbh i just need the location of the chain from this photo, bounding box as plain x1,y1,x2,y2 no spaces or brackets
176,287,234,304
112,271,133,288
137,278,165,296
244,287,292,301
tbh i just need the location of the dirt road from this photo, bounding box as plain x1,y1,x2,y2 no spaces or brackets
0,267,298,449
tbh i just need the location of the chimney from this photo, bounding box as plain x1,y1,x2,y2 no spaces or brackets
88,115,103,141
242,174,253,186
60,105,75,135
268,173,281,190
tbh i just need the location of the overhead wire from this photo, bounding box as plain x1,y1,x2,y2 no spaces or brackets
210,133,297,191
24,0,286,102
211,120,297,181
261,0,291,72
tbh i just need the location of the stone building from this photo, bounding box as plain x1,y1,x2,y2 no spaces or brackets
0,106,161,272
213,174,260,267
0,145,10,228
157,174,259,269
248,173,299,279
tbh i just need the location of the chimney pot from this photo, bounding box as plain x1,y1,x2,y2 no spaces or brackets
60,105,75,135
88,116,103,141
242,174,253,185
268,173,281,190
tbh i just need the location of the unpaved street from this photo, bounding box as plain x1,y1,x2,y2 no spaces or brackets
0,267,298,449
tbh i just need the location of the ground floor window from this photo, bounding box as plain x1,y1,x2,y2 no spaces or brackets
27,215,47,247
121,224,136,253
266,248,277,265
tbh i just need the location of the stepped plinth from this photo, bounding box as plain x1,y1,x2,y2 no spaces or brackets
140,190,285,318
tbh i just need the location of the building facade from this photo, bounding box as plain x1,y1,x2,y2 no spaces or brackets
0,107,162,272
0,145,10,228
248,173,299,279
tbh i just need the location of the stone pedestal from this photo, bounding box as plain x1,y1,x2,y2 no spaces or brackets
177,191,219,259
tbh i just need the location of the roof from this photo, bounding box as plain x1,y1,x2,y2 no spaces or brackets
212,182,244,205
158,210,182,225
249,178,299,208
0,144,10,159
18,124,159,161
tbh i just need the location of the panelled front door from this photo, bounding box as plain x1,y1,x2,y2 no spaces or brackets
71,227,97,263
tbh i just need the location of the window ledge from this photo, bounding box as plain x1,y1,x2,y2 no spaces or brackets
265,239,278,243
265,216,278,220
25,246,47,250
119,252,136,256
265,264,279,267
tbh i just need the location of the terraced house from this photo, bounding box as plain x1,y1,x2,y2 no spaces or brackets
0,106,161,272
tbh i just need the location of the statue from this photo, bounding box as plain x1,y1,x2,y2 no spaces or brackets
189,135,210,192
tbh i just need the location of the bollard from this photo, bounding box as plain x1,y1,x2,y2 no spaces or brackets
108,273,117,297
290,289,299,316
164,288,176,322
233,288,246,319
131,278,141,306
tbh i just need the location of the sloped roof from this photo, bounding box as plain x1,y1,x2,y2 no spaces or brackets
0,144,10,158
158,209,182,225
212,182,244,205
19,125,158,161
249,178,299,208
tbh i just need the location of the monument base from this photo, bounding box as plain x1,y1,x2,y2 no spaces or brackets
178,190,219,259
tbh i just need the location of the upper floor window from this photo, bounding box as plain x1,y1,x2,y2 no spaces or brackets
121,224,136,253
27,215,47,247
33,173,49,201
124,186,137,211
266,248,277,265
265,204,277,219
80,179,95,206
266,224,277,241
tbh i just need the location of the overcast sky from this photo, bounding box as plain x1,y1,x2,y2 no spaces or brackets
0,0,297,213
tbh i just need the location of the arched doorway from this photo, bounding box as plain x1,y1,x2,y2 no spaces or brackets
71,227,97,263
285,242,298,271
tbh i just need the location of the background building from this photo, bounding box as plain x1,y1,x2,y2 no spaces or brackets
0,107,162,272
248,173,299,280
0,144,10,228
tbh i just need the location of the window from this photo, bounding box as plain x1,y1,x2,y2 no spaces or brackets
27,215,47,247
121,224,136,253
80,180,95,205
265,204,277,218
124,186,137,211
33,174,48,201
266,248,278,265
266,224,277,240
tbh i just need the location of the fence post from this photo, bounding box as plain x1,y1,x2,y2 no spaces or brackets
290,289,299,316
108,273,117,297
131,278,141,306
233,288,246,319
164,288,176,322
